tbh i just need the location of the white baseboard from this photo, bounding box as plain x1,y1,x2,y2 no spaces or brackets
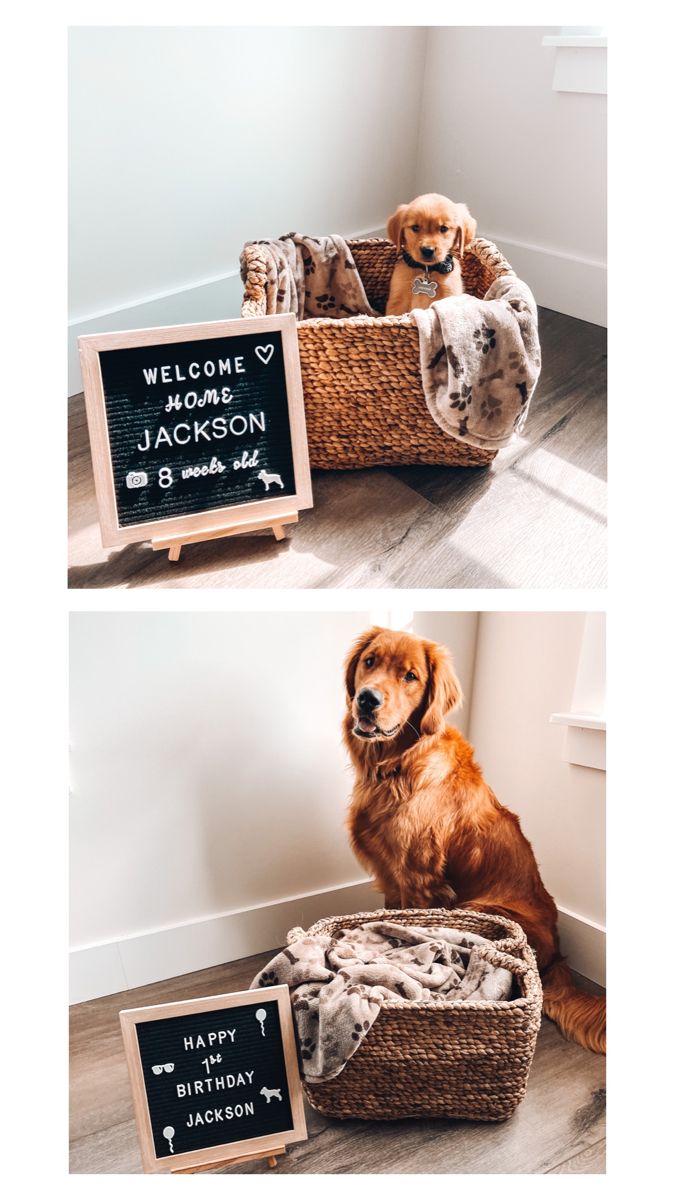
67,225,386,397
69,878,382,1005
70,885,605,1004
68,223,604,396
482,230,607,328
557,904,606,987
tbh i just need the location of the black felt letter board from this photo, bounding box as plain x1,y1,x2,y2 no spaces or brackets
135,999,293,1159
99,331,296,527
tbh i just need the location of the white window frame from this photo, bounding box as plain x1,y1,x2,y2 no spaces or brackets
543,27,607,95
550,613,606,771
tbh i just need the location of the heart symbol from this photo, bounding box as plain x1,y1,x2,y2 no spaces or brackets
255,344,274,365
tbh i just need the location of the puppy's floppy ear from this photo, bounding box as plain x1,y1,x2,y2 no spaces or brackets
344,627,382,700
452,204,477,258
419,641,463,735
387,205,408,252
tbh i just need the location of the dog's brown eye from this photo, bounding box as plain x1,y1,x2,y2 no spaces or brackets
439,225,449,233
364,655,375,668
404,671,417,682
410,224,420,233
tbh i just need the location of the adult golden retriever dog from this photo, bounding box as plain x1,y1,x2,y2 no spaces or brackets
385,192,477,315
343,626,606,1055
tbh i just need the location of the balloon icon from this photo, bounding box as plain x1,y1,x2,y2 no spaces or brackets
256,1008,267,1036
163,1125,175,1153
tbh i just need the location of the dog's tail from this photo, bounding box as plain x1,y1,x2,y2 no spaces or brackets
542,959,605,1054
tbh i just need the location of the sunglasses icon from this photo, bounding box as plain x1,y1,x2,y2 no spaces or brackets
151,1063,175,1075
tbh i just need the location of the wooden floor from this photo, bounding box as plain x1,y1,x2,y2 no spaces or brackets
70,950,606,1175
68,308,606,589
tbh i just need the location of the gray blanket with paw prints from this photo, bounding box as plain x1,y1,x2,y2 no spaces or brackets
413,276,542,450
251,921,513,1082
240,233,379,321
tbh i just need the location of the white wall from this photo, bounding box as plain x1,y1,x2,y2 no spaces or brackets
69,610,478,999
68,26,426,393
68,26,606,394
69,611,605,1000
468,612,605,981
415,26,607,324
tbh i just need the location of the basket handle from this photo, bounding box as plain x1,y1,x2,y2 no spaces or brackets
469,236,515,281
289,910,530,949
471,942,537,983
288,921,532,972
287,926,308,943
240,244,269,318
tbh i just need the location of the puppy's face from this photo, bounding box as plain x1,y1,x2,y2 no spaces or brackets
344,628,462,742
387,193,477,265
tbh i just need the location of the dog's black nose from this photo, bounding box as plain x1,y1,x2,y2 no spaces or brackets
420,246,435,259
357,687,383,713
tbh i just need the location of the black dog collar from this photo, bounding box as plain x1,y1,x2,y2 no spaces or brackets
401,249,455,274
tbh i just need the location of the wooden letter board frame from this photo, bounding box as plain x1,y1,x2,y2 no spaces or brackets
119,985,307,1174
78,314,313,559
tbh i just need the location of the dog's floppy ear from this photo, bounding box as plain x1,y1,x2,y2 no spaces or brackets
452,204,477,258
387,204,408,252
419,641,463,735
344,627,382,700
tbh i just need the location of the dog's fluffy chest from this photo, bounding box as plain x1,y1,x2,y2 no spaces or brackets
349,770,447,874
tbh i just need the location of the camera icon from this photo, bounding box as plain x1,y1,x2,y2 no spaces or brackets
126,470,148,489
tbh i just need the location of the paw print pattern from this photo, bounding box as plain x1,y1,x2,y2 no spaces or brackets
292,997,310,1011
508,350,525,373
449,383,472,412
351,1020,371,1041
473,325,497,354
300,1037,316,1061
259,969,279,986
303,255,316,276
315,293,336,312
457,414,470,438
480,394,503,423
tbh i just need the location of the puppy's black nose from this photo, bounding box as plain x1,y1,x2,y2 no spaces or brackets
357,687,383,713
421,246,435,259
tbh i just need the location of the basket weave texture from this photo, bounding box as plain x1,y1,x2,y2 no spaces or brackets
286,908,542,1123
240,237,515,469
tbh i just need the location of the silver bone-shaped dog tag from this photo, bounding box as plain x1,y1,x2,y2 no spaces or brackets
412,274,438,297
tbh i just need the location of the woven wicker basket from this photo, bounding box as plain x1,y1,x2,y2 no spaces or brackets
286,908,542,1123
240,237,515,470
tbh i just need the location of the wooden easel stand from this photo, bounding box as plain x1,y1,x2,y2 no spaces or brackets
152,512,299,562
171,1146,285,1173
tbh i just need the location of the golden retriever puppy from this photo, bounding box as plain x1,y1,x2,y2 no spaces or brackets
385,193,477,315
343,626,606,1055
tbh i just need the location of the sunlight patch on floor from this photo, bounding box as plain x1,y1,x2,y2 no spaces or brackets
516,446,606,518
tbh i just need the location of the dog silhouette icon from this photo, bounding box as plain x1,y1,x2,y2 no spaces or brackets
257,470,284,491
